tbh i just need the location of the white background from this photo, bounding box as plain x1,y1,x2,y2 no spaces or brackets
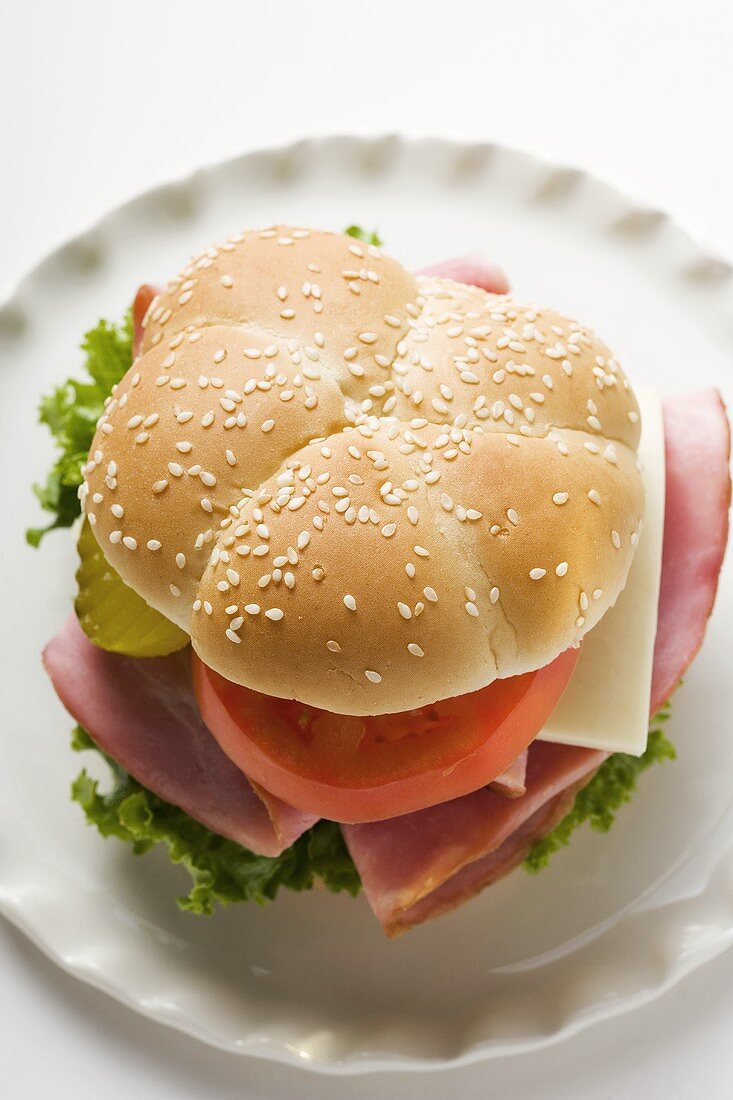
2,1,732,1095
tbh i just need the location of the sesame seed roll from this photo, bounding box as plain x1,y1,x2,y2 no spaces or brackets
81,226,644,715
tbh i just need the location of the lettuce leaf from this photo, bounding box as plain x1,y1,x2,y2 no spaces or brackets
27,312,133,547
70,727,361,914
345,225,383,247
523,706,675,873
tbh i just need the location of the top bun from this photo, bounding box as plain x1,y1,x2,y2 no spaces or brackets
81,226,644,715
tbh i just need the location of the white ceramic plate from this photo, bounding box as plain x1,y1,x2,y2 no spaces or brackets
1,135,731,1076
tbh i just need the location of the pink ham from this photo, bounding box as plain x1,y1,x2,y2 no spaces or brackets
650,390,731,715
489,749,528,798
419,255,510,295
394,779,586,931
343,743,604,936
43,615,316,857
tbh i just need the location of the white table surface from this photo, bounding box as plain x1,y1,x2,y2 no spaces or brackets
2,1,732,1095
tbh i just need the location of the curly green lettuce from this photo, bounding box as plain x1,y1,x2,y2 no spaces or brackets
524,706,675,872
27,311,133,547
70,727,360,914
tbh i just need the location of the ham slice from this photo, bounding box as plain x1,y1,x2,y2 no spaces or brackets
393,778,587,932
650,390,730,715
419,255,510,295
489,750,528,798
43,615,316,857
343,743,604,936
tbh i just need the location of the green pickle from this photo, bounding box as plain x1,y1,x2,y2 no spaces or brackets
75,519,188,657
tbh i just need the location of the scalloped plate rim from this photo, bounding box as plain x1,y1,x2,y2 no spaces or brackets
1,132,732,1075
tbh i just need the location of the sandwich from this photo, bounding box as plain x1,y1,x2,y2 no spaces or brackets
33,225,730,936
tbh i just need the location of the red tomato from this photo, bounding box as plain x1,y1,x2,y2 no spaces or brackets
193,648,579,823
132,283,162,358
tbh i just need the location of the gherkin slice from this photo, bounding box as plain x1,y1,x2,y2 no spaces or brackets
75,519,189,657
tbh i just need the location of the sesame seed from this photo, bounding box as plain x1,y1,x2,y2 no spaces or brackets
553,492,569,505
176,553,186,569
122,536,137,551
611,529,622,549
556,561,568,577
423,587,438,602
407,643,424,657
365,670,382,684
226,629,241,644
465,602,479,617
220,275,234,288
344,594,357,611
507,508,519,525
245,604,260,615
265,608,284,621
147,540,161,551
490,586,500,603
587,489,602,506
529,567,546,580
261,419,275,433
398,602,412,619
327,640,341,653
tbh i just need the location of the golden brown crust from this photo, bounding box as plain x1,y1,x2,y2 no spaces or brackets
81,225,644,714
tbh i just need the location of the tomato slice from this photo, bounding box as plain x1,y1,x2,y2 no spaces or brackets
193,648,579,823
132,283,161,357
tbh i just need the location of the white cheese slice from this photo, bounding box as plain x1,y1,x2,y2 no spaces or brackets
539,385,665,756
